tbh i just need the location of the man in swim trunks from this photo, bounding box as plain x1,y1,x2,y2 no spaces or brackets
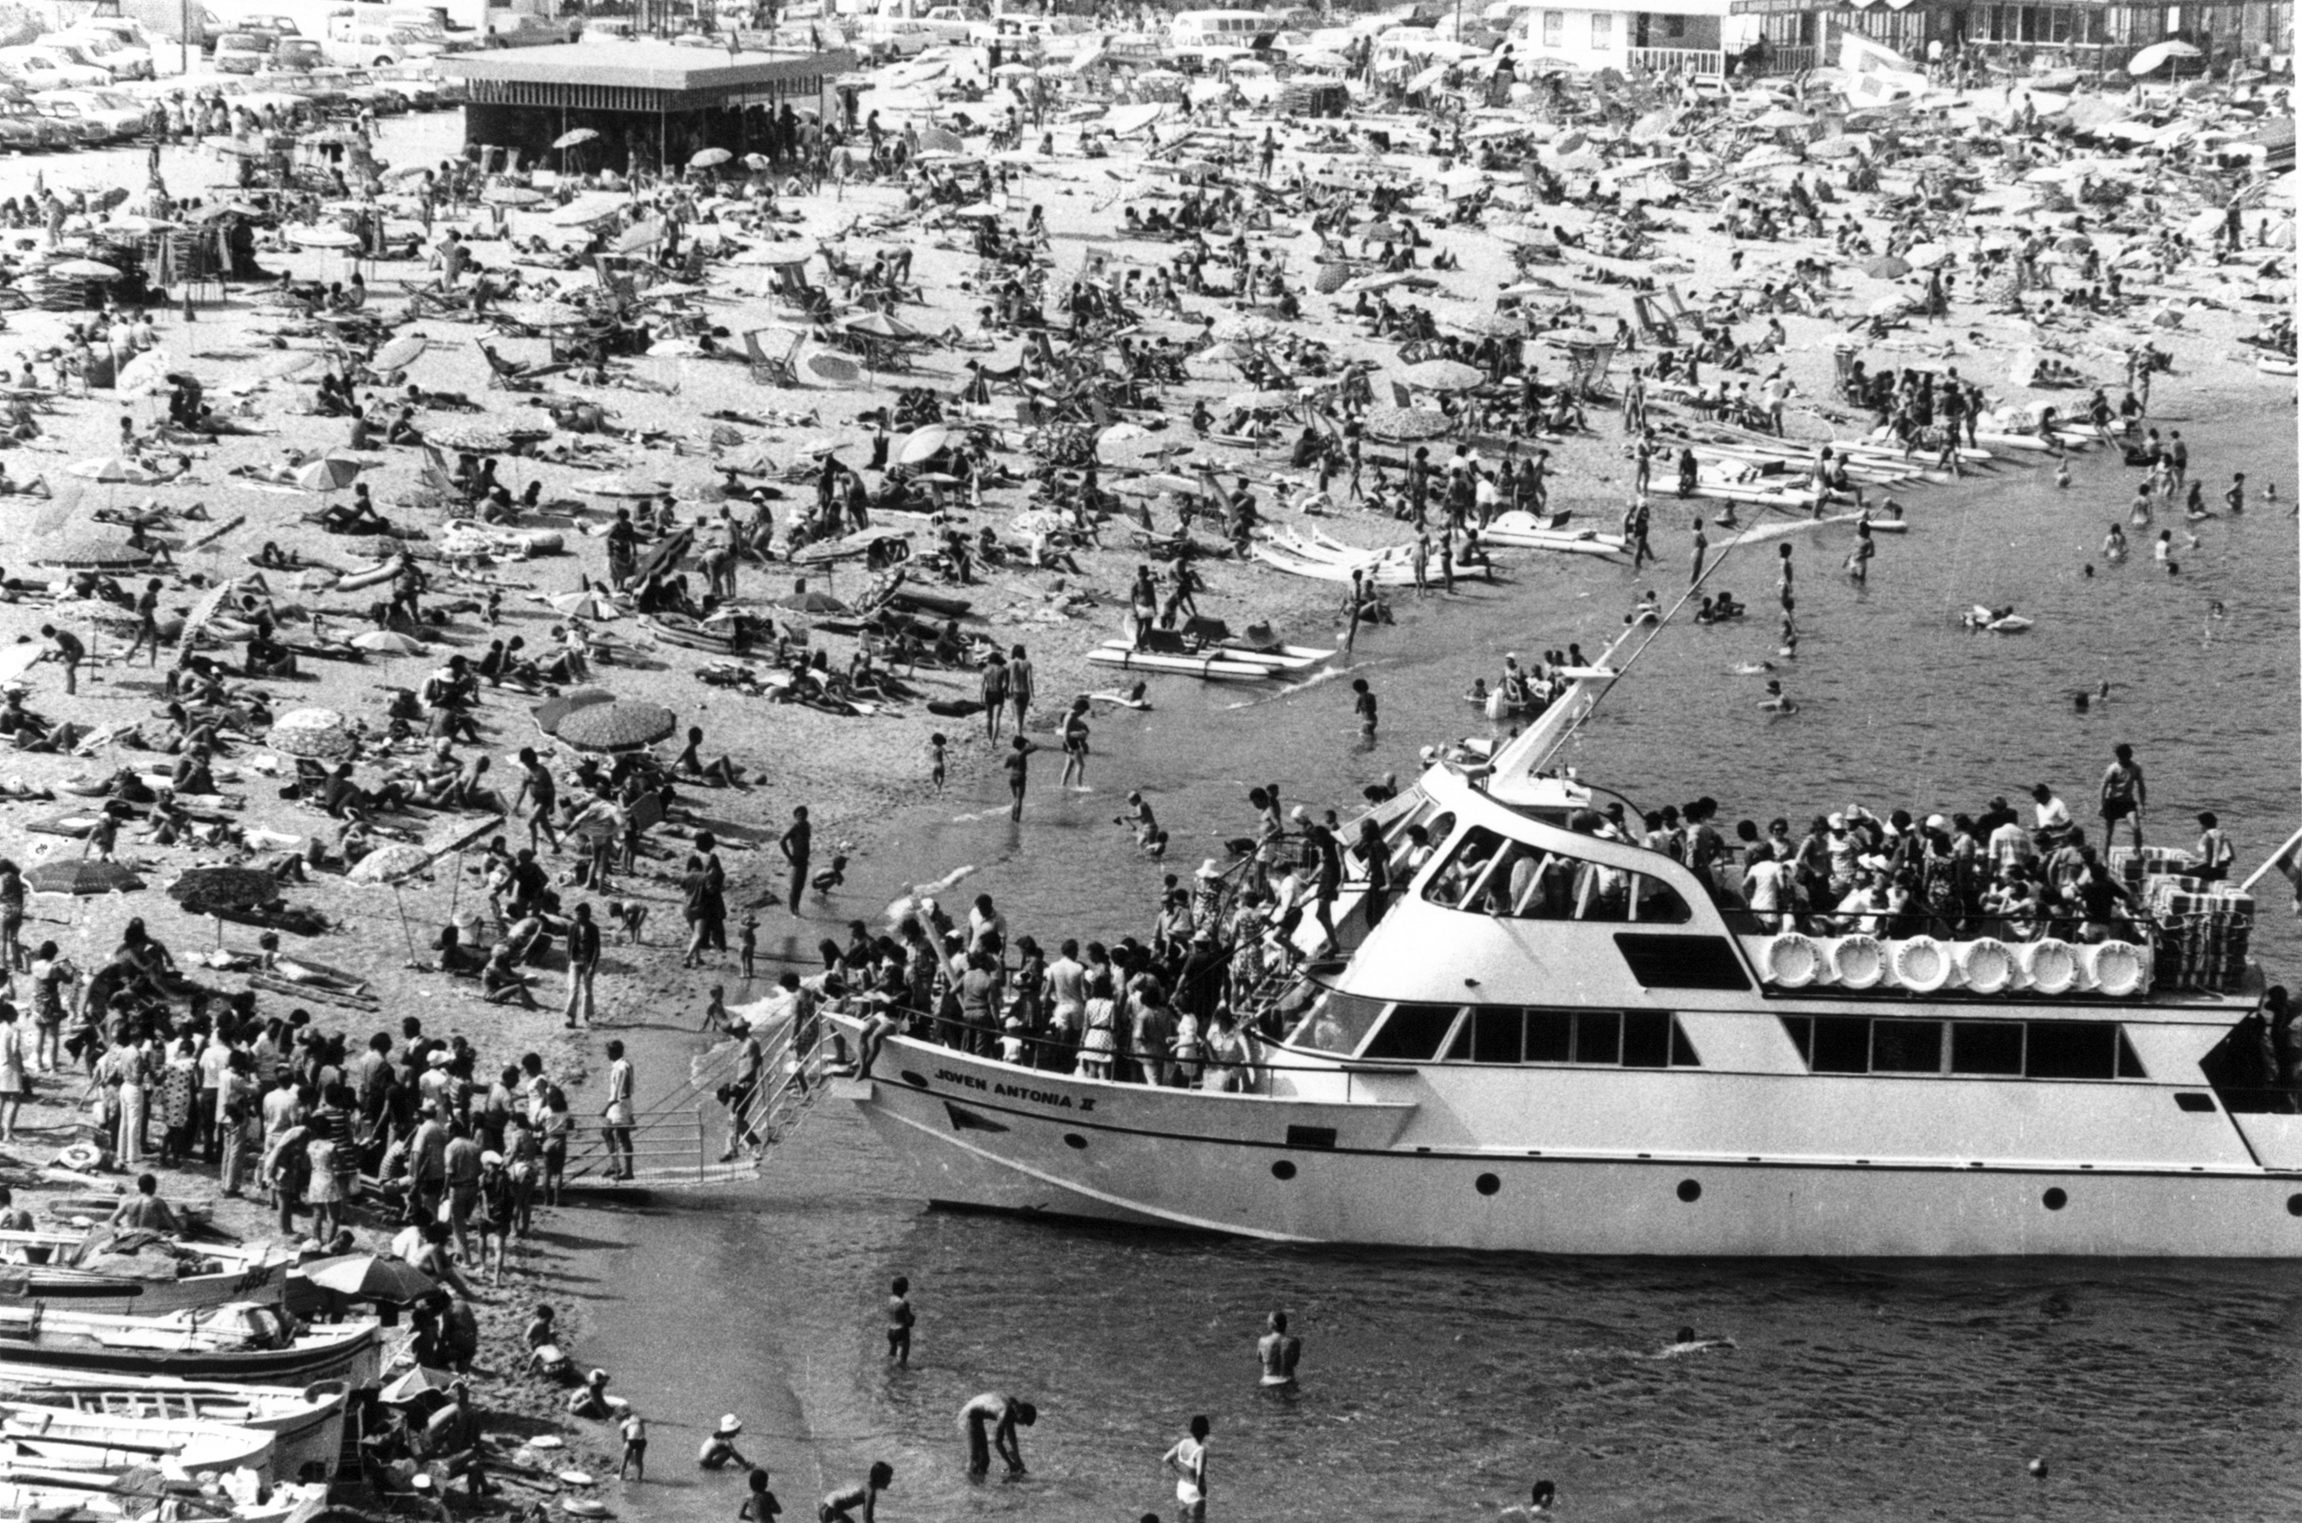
2099,742,2145,849
956,1393,1034,1476
1257,1311,1301,1386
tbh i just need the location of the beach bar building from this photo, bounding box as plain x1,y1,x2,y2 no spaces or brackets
441,42,853,175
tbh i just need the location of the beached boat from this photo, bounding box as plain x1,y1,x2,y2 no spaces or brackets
0,1466,324,1523
0,1401,276,1479
1085,641,1273,682
0,1305,378,1388
0,1373,347,1482
831,635,2297,1258
1480,512,1623,557
0,1234,289,1318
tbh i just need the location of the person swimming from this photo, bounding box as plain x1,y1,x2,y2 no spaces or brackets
1660,1325,1736,1356
2102,523,2128,563
1501,1480,1558,1519
1758,679,1797,713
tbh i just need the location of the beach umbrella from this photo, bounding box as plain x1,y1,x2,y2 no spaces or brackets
1402,359,1485,393
498,298,591,330
1223,389,1298,413
630,527,695,587
269,708,355,761
28,860,142,897
1363,405,1452,440
766,588,849,615
348,843,435,886
553,128,600,150
920,127,965,155
51,599,143,632
169,865,279,944
588,475,668,500
287,226,363,250
345,843,435,957
843,312,915,339
174,583,234,663
260,352,318,380
1904,242,1950,269
371,333,429,373
732,244,812,267
49,259,121,280
1862,254,1912,279
549,193,627,227
380,1366,460,1406
549,588,622,621
894,426,950,466
292,454,369,494
168,866,277,915
1211,313,1277,342
481,186,548,208
66,457,157,484
532,688,618,737
427,426,513,458
2127,39,2199,75
349,630,426,655
115,350,175,399
743,152,772,170
689,147,734,169
612,220,664,255
305,1251,439,1303
40,530,149,570
1750,107,1813,131
1628,109,1678,144
555,700,677,754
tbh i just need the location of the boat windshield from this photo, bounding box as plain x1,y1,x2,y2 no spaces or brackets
1284,988,1386,1055
1419,824,1691,923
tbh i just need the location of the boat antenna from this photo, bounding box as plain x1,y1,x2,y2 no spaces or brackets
1530,504,1778,772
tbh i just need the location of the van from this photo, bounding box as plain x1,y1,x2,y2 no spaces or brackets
0,47,111,91
211,30,269,71
322,14,443,67
51,25,156,80
1166,9,1275,65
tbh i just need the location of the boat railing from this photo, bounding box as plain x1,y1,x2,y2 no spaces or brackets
563,1018,837,1189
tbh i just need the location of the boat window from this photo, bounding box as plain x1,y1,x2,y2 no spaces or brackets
1951,1021,2025,1076
1784,1018,2144,1081
1285,989,1386,1054
1811,1016,1871,1074
1872,1019,1944,1074
2024,1021,2118,1081
1418,825,1687,925
1447,1008,1702,1068
1359,1003,1464,1061
1621,1009,1672,1068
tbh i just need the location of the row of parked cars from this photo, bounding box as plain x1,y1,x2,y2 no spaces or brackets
0,26,458,153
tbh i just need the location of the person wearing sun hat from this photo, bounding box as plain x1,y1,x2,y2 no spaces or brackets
699,1415,752,1471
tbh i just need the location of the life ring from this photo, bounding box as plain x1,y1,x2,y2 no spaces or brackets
1830,933,1886,990
1890,935,1950,993
2021,938,2079,996
1764,931,1823,988
2088,940,2148,998
55,1143,102,1172
1957,938,2014,994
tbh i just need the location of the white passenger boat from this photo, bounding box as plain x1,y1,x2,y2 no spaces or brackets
831,635,2298,1258
0,1373,349,1482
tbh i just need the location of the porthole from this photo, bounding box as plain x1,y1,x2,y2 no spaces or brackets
899,1070,928,1088
1676,1179,1702,1203
2042,1187,2068,1212
1474,1172,1501,1197
2286,1194,2301,1217
1062,1133,1087,1150
1271,1161,1297,1181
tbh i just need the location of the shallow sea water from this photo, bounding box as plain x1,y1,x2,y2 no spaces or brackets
566,392,2302,1522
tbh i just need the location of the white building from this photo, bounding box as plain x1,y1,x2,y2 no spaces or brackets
1493,0,1814,75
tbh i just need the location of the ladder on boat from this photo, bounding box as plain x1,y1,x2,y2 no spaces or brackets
565,1021,840,1190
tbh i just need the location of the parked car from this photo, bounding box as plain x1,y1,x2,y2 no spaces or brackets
30,87,144,142
852,17,935,59
917,6,972,45
0,48,112,92
44,33,151,82
270,37,325,70
56,19,160,77
211,31,271,72
237,16,306,46
486,13,577,46
0,89,63,149
335,69,410,113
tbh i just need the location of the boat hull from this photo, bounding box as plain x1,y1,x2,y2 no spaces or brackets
0,1262,287,1317
834,1033,2302,1258
0,1372,348,1482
